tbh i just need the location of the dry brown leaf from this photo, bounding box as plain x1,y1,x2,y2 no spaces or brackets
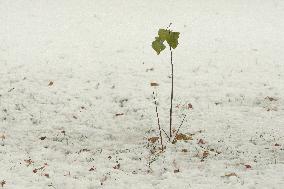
198,139,206,145
244,164,252,169
48,81,54,86
0,134,5,140
113,163,120,169
150,82,159,86
174,169,180,173
202,151,209,158
265,96,277,101
24,159,34,166
146,68,154,72
44,173,50,178
115,113,124,116
100,175,107,185
266,106,278,111
172,139,177,144
148,137,160,143
188,103,193,109
78,149,90,153
175,133,193,141
0,180,6,188
223,173,238,177
33,164,47,174
181,149,188,152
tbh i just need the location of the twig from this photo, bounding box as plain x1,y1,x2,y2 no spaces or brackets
166,23,172,30
175,114,187,137
152,91,164,151
169,46,173,138
161,128,171,142
8,87,15,92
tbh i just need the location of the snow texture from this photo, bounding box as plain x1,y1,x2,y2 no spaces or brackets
0,0,284,188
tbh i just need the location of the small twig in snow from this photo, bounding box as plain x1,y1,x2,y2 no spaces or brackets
152,91,164,151
175,114,187,137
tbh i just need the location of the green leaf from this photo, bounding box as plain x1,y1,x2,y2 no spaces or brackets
158,29,169,41
166,31,180,49
152,37,166,55
158,29,180,49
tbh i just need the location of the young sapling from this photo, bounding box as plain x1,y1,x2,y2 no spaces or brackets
152,24,180,142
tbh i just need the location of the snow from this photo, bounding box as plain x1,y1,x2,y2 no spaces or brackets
0,0,284,188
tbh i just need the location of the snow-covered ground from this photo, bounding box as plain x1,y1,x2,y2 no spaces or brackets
0,0,284,188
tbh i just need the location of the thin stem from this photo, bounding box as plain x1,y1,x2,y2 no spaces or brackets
166,23,172,30
169,47,173,138
152,91,164,151
175,114,187,137
161,128,171,142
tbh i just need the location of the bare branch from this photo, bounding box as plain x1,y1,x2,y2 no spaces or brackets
152,91,164,151
175,114,187,137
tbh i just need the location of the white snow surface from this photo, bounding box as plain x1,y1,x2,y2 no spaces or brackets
0,0,284,188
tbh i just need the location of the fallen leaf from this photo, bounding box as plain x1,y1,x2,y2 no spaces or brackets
48,81,54,86
0,134,5,140
24,159,34,166
275,143,281,146
245,164,252,169
265,96,277,101
33,164,47,174
113,163,120,169
266,107,277,111
78,149,90,153
89,167,95,171
202,151,209,158
64,171,70,176
8,87,15,92
150,82,159,86
181,149,188,152
39,136,46,140
222,173,238,178
44,173,49,178
146,68,154,72
175,133,193,141
115,113,124,116
100,175,107,185
0,180,6,187
198,139,206,145
148,137,160,143
188,103,193,109
174,169,180,173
